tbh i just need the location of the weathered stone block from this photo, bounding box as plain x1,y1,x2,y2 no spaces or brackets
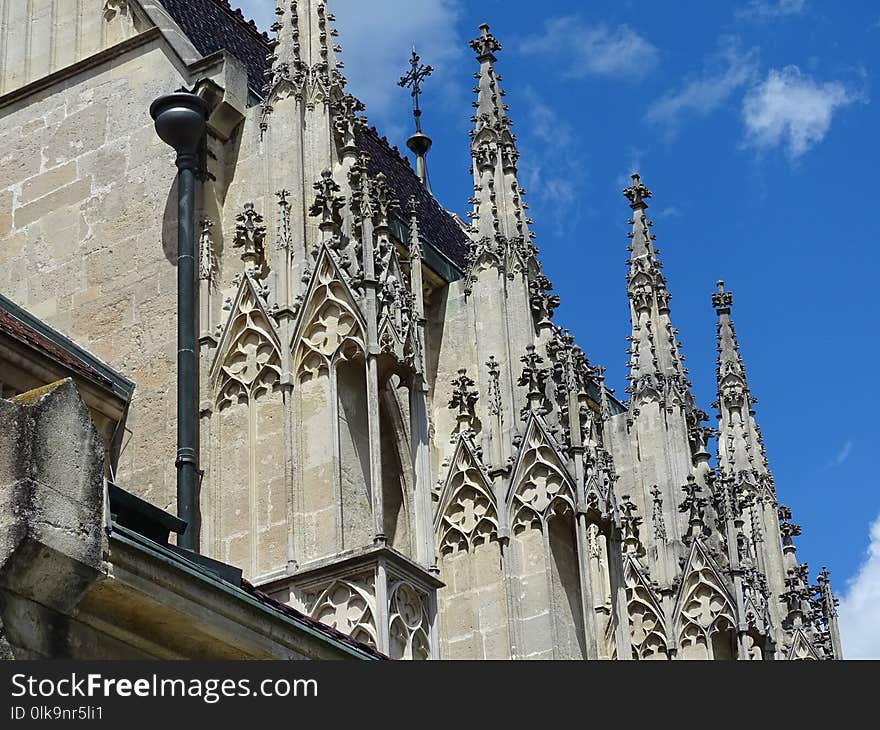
14,178,93,229
20,161,78,204
44,103,108,168
0,380,106,615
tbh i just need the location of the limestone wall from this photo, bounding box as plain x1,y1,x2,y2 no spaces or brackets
0,40,191,513
0,0,139,97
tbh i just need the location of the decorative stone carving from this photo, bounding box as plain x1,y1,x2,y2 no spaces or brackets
624,558,669,660
448,368,479,440
102,0,129,22
619,495,643,556
198,217,216,285
509,419,575,531
308,575,378,649
331,93,366,151
275,189,292,251
388,581,431,660
517,345,549,420
309,169,345,236
676,544,737,659
486,356,502,418
294,250,366,380
214,278,283,410
437,444,498,555
234,202,267,273
679,475,710,544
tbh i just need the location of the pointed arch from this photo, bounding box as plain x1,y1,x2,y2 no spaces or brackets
435,437,498,556
624,556,669,660
787,630,822,661
674,542,737,660
435,438,511,659
207,274,287,579
211,274,282,409
292,246,367,382
507,415,576,532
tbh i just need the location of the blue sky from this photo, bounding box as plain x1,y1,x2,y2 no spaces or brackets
237,0,879,655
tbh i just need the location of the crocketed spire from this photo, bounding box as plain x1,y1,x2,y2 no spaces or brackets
712,281,772,491
623,174,692,410
467,23,533,252
262,0,348,128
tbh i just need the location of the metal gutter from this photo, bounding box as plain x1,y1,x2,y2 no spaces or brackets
390,216,465,284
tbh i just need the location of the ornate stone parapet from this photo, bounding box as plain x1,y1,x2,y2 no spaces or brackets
261,545,443,660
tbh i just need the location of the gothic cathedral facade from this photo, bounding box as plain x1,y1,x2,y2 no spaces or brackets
0,0,841,660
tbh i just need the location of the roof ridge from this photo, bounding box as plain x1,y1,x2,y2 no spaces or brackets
364,125,414,173
211,0,272,45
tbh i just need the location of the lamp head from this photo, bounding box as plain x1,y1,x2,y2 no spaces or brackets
149,91,210,169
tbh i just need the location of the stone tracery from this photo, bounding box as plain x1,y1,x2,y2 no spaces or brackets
293,251,366,381
308,576,378,649
437,446,498,555
388,581,432,660
214,279,283,409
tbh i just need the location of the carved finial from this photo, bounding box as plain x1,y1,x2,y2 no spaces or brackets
234,202,267,273
470,23,502,61
712,279,733,313
449,368,479,439
331,93,367,152
623,173,652,209
518,345,549,419
620,495,644,555
814,566,839,623
486,355,502,418
679,475,709,542
309,169,345,232
275,190,292,251
650,485,667,541
198,217,216,285
596,365,612,421
778,505,802,547
369,172,399,229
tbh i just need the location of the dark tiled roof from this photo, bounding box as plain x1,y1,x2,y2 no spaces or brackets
159,0,272,94
158,2,470,270
357,127,470,270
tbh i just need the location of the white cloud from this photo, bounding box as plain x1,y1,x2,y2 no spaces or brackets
646,38,759,134
826,440,853,469
332,0,464,131
655,206,682,219
235,0,465,133
737,0,807,20
520,16,658,79
616,147,645,190
517,86,582,235
839,514,880,659
742,66,858,158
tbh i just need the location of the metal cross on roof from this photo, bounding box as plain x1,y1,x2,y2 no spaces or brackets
398,47,434,134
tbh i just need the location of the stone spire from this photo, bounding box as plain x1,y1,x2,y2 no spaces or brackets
467,23,533,253
712,281,772,491
263,0,347,126
623,174,691,409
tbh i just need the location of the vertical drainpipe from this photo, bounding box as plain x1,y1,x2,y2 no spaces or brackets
150,91,209,552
